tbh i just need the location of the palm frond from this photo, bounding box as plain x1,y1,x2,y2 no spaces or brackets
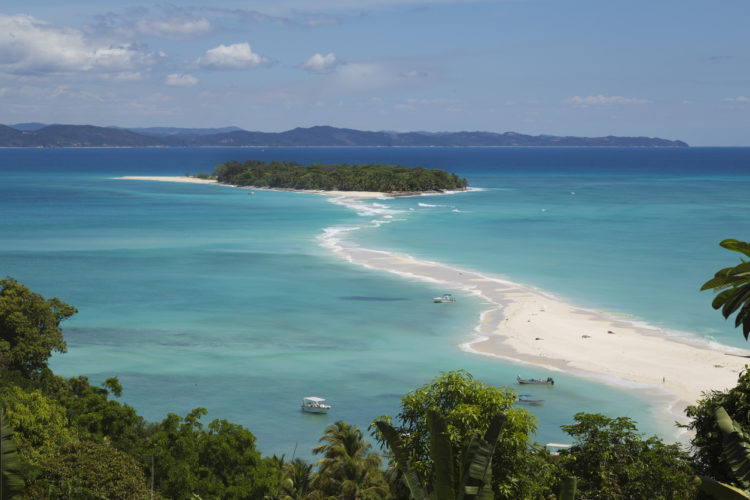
1,408,24,500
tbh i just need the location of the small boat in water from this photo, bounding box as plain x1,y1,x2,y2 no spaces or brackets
301,397,331,414
433,293,455,303
517,394,545,406
517,375,554,385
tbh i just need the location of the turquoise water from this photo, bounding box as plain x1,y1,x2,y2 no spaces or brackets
1,147,749,458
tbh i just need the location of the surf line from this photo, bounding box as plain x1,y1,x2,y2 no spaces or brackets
317,194,750,423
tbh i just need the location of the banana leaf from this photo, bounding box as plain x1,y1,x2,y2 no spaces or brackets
697,476,750,500
717,407,750,489
1,409,24,500
559,476,577,500
457,412,506,500
374,420,427,500
427,410,455,500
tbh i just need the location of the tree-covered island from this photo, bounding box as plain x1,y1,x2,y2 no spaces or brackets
208,160,469,194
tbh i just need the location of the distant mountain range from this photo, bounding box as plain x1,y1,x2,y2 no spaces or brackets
0,123,689,148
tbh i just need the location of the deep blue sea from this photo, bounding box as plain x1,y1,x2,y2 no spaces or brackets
2,147,749,458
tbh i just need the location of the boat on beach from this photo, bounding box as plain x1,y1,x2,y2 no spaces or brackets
517,375,554,385
301,397,331,414
433,293,455,303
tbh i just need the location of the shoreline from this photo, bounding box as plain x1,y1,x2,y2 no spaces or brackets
317,198,750,419
120,175,750,421
115,175,437,199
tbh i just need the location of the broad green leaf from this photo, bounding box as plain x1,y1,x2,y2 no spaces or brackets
427,410,455,500
374,420,428,499
1,409,25,500
697,475,750,500
559,476,577,500
717,407,750,489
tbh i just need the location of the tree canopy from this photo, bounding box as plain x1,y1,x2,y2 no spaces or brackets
212,160,469,193
0,277,77,377
371,370,540,499
558,412,696,499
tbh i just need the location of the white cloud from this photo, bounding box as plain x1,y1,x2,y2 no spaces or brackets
134,17,211,39
564,94,650,105
400,69,428,78
723,96,749,102
100,71,144,82
395,103,416,111
407,97,460,105
302,52,337,73
303,14,340,27
0,14,163,76
165,73,199,87
195,42,270,70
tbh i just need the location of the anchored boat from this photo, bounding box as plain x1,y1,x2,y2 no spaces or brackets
517,375,554,385
301,397,331,414
433,293,455,303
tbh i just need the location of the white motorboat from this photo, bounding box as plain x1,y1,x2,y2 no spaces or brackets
433,293,455,303
302,396,331,414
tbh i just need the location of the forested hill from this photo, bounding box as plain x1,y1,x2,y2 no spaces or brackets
212,160,469,193
0,123,689,147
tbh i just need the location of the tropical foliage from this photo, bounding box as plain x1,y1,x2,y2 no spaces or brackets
0,276,77,377
311,420,389,499
371,370,543,499
557,413,696,499
2,263,749,499
0,407,24,500
375,409,507,499
212,160,469,193
701,239,750,339
684,369,750,484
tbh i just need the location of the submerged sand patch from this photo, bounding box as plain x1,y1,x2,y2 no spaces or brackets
120,175,750,416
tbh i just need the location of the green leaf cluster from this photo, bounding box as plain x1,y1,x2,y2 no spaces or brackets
213,160,469,193
0,276,76,377
371,370,540,499
310,421,389,499
31,440,150,499
558,413,696,499
701,239,750,339
683,369,750,484
375,409,507,500
146,408,280,499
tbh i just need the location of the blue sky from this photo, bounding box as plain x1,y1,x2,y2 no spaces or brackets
1,0,748,145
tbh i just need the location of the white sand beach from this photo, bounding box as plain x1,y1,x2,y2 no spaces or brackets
116,176,388,199
320,234,750,413
122,175,750,412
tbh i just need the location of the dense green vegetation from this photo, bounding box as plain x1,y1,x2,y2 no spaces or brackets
2,240,750,498
211,160,469,193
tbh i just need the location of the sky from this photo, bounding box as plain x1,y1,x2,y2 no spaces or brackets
0,0,748,145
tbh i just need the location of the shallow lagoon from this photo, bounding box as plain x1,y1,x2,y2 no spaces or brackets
2,147,749,457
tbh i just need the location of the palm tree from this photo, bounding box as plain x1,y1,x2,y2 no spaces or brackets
312,421,388,500
275,458,317,500
702,239,750,340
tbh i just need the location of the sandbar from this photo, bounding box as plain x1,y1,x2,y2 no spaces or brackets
116,176,389,199
120,175,749,416
319,224,750,415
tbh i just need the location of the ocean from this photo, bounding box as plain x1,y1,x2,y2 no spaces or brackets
1,147,749,458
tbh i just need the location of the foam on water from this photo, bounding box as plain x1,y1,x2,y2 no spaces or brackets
4,146,750,454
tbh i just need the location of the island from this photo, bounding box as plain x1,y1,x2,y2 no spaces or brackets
210,160,469,194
